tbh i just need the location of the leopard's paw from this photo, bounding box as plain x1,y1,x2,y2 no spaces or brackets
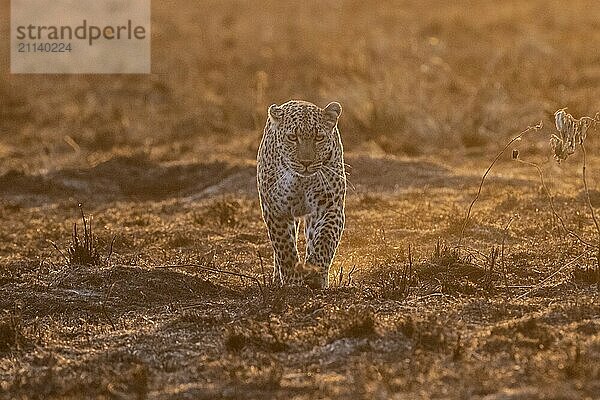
302,262,328,289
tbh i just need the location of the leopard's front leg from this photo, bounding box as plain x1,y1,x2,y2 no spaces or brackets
263,212,303,286
304,204,345,288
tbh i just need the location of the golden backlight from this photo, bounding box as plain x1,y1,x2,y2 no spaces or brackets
0,1,599,398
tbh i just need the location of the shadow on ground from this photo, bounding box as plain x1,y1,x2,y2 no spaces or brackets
0,153,535,207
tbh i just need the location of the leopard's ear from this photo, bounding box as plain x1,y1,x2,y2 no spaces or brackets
323,102,342,127
268,104,284,124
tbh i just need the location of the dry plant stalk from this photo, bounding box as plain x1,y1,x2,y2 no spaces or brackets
501,216,515,292
68,204,101,266
50,204,116,267
549,109,600,289
458,122,543,247
513,156,594,248
515,109,600,293
156,250,266,299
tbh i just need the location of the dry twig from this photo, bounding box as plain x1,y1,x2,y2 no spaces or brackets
514,156,594,247
458,122,543,246
155,263,264,298
516,250,591,299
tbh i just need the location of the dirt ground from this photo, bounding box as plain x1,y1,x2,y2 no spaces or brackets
1,1,600,399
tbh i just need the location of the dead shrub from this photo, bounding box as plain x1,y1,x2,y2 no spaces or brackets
52,204,115,267
419,240,495,295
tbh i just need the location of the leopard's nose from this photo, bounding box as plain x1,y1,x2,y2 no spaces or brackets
299,160,312,168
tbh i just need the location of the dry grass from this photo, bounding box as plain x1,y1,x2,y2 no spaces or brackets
1,0,600,399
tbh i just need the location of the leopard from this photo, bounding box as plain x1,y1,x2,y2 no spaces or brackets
257,100,346,289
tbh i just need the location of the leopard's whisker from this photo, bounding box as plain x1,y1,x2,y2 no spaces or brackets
332,161,353,173
328,164,356,191
317,170,333,195
321,165,356,192
265,170,288,194
316,171,326,193
318,170,330,188
321,164,344,179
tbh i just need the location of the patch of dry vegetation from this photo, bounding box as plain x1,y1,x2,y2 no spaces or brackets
1,0,600,399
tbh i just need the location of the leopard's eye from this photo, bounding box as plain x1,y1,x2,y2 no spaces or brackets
288,133,298,142
315,133,325,142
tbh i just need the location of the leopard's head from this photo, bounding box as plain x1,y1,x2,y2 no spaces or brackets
267,100,342,177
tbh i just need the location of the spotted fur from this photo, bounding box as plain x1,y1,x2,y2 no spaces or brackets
257,100,346,288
